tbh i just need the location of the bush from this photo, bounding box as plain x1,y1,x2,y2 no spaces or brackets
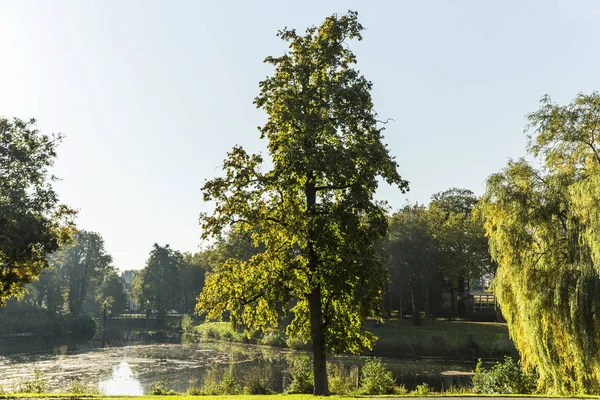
181,314,194,336
328,362,357,395
413,382,431,395
260,330,286,347
68,380,99,395
148,378,177,395
19,369,47,393
243,366,273,394
70,316,97,339
287,355,313,394
189,373,241,395
358,358,396,395
286,335,309,350
472,356,536,394
219,373,241,395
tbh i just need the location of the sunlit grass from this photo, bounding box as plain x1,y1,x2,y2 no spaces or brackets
3,394,600,399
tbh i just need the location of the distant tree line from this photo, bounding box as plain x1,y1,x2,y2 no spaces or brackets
384,188,494,322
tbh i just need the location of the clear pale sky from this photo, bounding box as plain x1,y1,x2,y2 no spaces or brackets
1,1,598,270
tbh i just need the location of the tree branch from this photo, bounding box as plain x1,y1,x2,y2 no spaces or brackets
240,291,265,306
314,183,354,192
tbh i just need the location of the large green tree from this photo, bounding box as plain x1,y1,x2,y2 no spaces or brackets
100,270,128,315
133,244,183,314
54,230,113,317
387,204,435,322
478,92,600,394
197,11,407,395
0,117,76,305
385,189,491,320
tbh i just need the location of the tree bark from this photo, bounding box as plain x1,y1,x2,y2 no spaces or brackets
305,175,329,396
309,286,329,395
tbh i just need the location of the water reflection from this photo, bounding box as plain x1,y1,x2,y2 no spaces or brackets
99,361,143,396
0,336,474,393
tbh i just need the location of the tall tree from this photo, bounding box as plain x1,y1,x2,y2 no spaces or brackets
55,231,113,317
133,244,183,314
181,252,206,314
197,11,408,395
387,204,435,323
100,270,128,315
429,188,492,317
478,93,600,394
0,117,76,305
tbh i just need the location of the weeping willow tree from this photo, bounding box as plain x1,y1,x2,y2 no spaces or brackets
478,92,600,394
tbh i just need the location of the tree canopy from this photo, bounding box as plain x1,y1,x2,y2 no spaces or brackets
385,189,491,321
54,230,114,316
133,244,184,314
0,117,75,305
197,11,407,395
478,92,600,394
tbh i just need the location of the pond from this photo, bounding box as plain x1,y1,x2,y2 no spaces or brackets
0,336,475,395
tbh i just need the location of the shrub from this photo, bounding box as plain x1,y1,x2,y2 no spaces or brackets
260,330,286,347
181,314,194,336
413,382,431,395
148,378,177,395
19,369,47,394
243,366,273,394
393,384,408,395
287,355,313,394
219,373,241,395
68,380,99,395
189,373,241,395
472,356,536,394
70,316,97,339
358,358,396,395
286,336,309,350
328,362,357,395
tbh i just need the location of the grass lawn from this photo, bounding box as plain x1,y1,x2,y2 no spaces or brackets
367,319,516,359
190,319,516,360
3,394,600,399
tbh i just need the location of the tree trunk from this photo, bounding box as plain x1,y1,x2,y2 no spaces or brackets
309,286,329,395
450,286,456,320
305,174,329,396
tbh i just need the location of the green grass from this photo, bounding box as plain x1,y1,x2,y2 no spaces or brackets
3,394,600,399
367,319,517,359
190,319,516,360
190,322,287,348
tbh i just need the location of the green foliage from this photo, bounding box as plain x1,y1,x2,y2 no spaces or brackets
327,362,358,395
478,92,600,394
148,378,177,395
472,357,536,394
133,244,183,314
243,366,274,394
0,117,76,305
287,355,314,394
188,372,241,395
358,358,396,395
100,271,127,315
194,322,246,342
197,10,407,395
69,315,97,339
54,231,114,317
18,369,47,394
180,255,206,314
181,314,195,336
259,330,286,347
68,380,99,395
386,189,491,321
413,383,431,395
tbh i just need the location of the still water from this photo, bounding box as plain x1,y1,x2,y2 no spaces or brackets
0,337,474,395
